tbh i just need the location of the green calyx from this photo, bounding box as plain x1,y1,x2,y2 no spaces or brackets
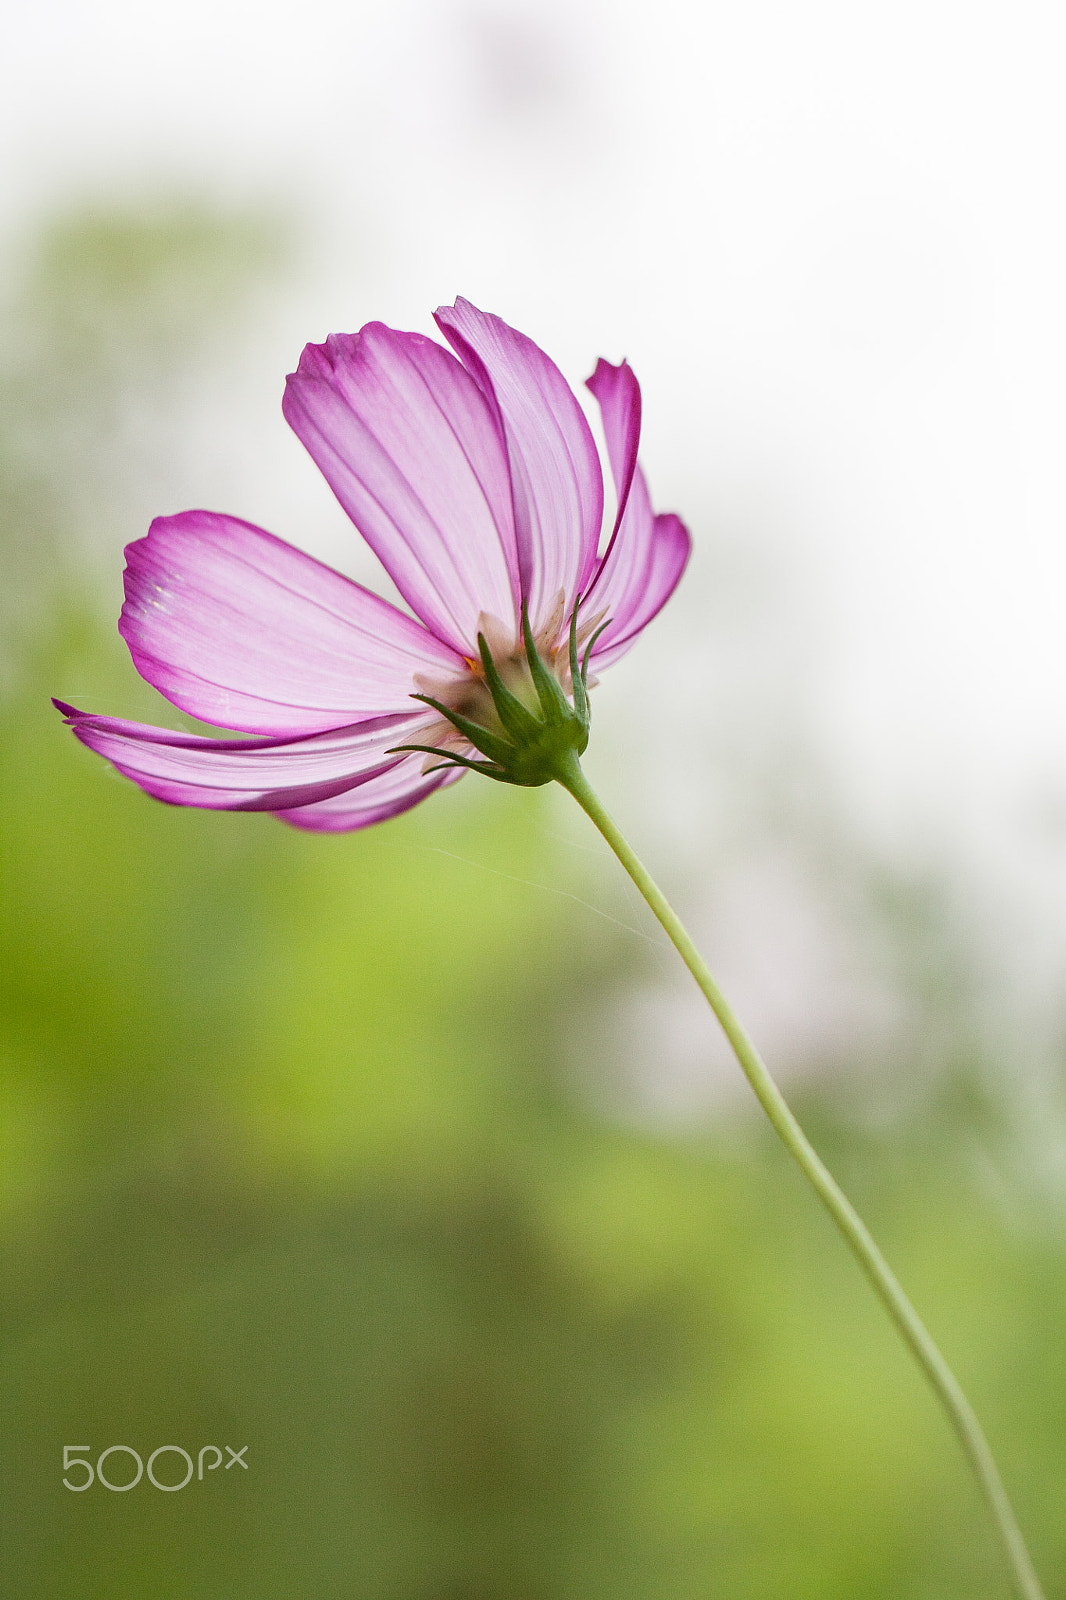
391,602,608,788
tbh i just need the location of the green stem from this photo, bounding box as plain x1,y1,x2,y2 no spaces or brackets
556,753,1045,1600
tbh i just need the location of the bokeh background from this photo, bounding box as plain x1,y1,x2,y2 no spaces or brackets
4,2,1066,1595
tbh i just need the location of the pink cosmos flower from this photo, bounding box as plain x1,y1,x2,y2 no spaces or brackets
56,299,690,831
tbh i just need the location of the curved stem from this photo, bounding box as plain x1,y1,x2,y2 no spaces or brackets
555,754,1045,1600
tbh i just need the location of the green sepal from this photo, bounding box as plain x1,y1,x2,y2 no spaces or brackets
521,604,571,726
568,602,589,727
409,693,516,767
476,633,543,742
387,742,525,785
581,617,611,684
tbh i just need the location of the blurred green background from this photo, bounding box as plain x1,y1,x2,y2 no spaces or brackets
2,205,1064,1599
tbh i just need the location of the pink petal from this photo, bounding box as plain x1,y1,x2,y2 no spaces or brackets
582,359,692,668
120,511,466,735
434,299,604,632
584,357,642,552
55,702,434,812
276,760,464,833
283,323,520,655
587,509,691,670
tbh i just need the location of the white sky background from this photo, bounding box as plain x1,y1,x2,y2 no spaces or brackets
7,0,1066,1097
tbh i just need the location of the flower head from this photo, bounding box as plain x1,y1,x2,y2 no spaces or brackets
56,299,690,831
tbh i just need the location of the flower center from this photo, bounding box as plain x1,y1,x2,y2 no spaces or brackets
397,601,608,789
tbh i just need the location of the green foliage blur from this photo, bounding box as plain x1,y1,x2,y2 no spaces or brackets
1,205,1063,1599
